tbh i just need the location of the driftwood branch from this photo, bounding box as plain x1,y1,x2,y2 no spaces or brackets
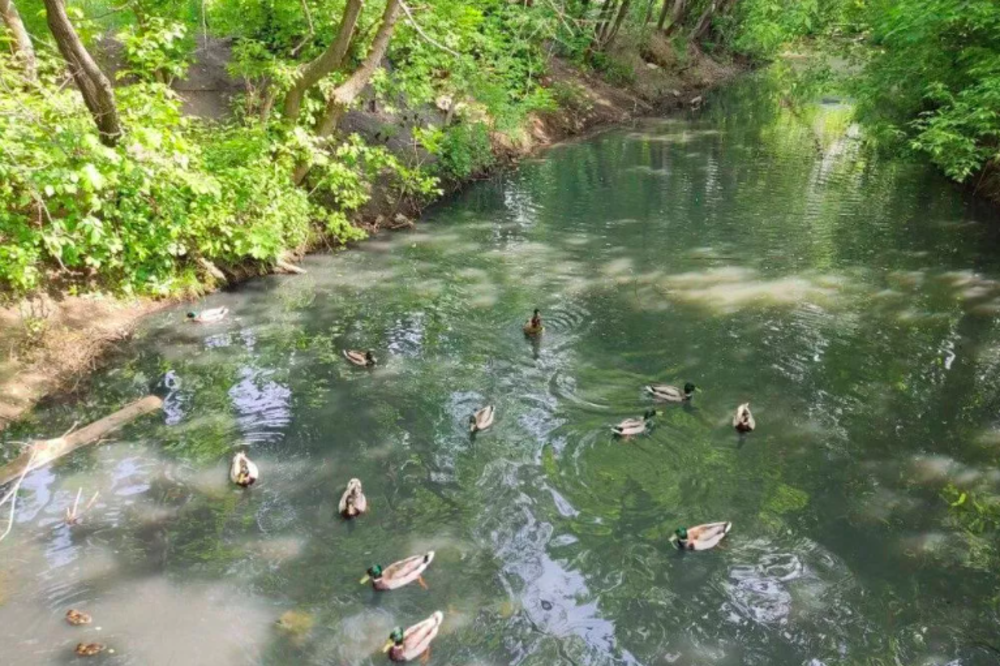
0,395,163,487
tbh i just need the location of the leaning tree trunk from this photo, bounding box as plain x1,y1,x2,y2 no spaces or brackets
604,0,633,46
0,0,36,80
661,0,687,33
293,0,403,184
690,0,736,41
42,0,122,146
655,0,670,30
282,0,364,122
594,0,619,47
644,0,656,24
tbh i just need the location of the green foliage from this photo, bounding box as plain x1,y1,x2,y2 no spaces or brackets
426,122,496,180
942,484,1000,535
117,17,194,84
590,51,636,86
850,0,1000,183
0,57,316,296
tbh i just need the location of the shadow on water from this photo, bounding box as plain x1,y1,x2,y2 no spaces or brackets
6,70,1000,664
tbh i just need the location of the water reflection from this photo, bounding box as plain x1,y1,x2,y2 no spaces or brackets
5,71,1000,665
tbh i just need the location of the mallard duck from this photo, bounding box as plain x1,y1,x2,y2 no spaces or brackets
612,409,657,437
672,522,732,551
339,478,367,518
523,309,543,336
229,451,259,487
186,307,229,323
75,643,106,657
469,405,495,433
343,349,377,367
645,382,697,402
361,551,435,591
65,609,92,626
733,402,755,432
383,611,444,662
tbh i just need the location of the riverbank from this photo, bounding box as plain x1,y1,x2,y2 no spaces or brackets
0,42,738,433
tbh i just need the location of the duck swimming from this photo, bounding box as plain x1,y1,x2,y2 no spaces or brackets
186,307,229,324
645,382,697,402
612,409,656,437
523,309,543,336
361,552,435,591
343,349,377,367
229,451,259,487
75,643,106,657
383,611,444,662
469,405,495,433
733,402,755,432
65,609,92,626
339,478,367,518
672,522,732,551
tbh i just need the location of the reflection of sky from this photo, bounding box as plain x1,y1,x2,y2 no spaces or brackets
161,370,185,425
484,461,639,666
228,366,292,445
386,312,426,357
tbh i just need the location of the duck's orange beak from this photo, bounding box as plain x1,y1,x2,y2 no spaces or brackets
381,640,394,653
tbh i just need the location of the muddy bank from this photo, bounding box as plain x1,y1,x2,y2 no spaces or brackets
0,42,738,434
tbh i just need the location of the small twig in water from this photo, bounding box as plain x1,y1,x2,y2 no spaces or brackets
66,488,99,525
0,448,38,543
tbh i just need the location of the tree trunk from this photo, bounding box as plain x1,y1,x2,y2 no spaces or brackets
644,0,656,24
690,0,736,41
605,0,633,45
661,0,687,33
594,0,619,46
42,0,122,146
0,0,36,80
282,0,364,122
655,0,670,30
293,0,403,184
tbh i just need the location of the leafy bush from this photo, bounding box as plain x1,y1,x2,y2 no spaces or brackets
118,17,194,84
850,0,1000,182
432,122,496,180
590,51,635,86
0,48,441,296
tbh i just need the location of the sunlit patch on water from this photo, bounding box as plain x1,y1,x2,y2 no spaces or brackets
658,266,849,313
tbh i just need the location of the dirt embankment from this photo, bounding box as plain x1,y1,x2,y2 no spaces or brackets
0,37,738,433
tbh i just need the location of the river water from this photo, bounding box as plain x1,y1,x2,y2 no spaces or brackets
3,73,1000,665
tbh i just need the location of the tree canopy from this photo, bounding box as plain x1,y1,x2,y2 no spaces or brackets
1,0,995,298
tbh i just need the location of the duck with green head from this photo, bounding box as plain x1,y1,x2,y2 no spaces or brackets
612,409,657,437
645,382,697,403
382,611,444,662
186,307,229,324
343,349,377,368
672,522,732,551
361,552,435,591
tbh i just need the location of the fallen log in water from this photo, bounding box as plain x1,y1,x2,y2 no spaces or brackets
0,395,163,487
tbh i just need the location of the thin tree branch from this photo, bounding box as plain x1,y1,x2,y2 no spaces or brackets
399,0,460,58
290,0,315,57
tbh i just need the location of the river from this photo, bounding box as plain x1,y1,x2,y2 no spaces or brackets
3,72,1000,665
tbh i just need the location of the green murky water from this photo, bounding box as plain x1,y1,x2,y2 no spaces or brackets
4,73,1000,665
